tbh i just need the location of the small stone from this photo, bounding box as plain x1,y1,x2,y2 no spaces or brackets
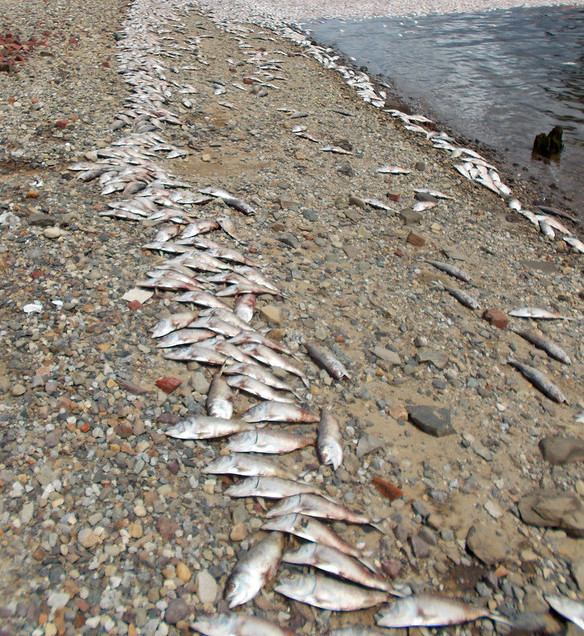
165,598,189,625
407,230,425,247
466,523,509,565
78,528,99,549
155,377,181,393
410,534,431,559
399,209,422,225
47,592,70,610
518,490,584,536
348,194,367,209
43,226,62,239
356,433,385,458
28,212,55,227
570,556,584,592
407,405,455,437
176,563,191,583
484,500,504,519
539,436,584,465
482,308,508,329
415,349,448,369
371,346,401,366
259,304,283,325
155,516,177,539
11,384,26,396
196,570,218,604
230,523,247,541
128,522,143,538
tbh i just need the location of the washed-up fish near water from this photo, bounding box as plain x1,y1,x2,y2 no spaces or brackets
242,400,319,423
225,532,285,608
150,311,197,338
164,344,227,365
318,406,342,470
207,375,234,419
545,594,584,630
430,280,480,310
275,572,388,611
223,362,298,394
226,375,296,403
165,416,252,440
225,427,316,454
283,543,394,592
262,513,363,560
507,358,568,404
203,453,295,480
376,594,500,628
511,328,571,364
192,613,296,636
509,307,575,320
266,493,380,529
241,343,309,385
304,342,350,381
225,476,323,499
425,259,472,284
155,328,215,348
199,186,255,215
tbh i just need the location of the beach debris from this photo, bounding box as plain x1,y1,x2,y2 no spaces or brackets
304,342,350,380
507,358,568,403
193,613,296,636
511,328,571,364
545,594,584,630
317,406,343,470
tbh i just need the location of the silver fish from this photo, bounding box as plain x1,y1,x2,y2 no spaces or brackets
180,219,220,238
199,187,255,215
151,311,197,338
225,532,285,608
192,613,296,636
275,572,388,611
214,341,256,365
363,198,393,212
225,428,316,454
376,595,492,628
203,453,294,480
223,362,297,393
232,266,281,294
173,290,231,310
155,328,216,348
262,513,362,560
412,200,437,212
242,401,319,423
431,280,480,310
224,476,322,499
425,259,472,283
511,328,571,365
507,358,568,404
376,166,410,175
217,282,281,297
165,416,252,440
164,344,227,365
266,493,379,528
233,294,256,323
414,187,453,200
327,628,386,636
509,307,574,320
545,594,584,630
318,406,343,470
320,145,353,155
241,343,308,385
564,235,584,253
207,375,234,419
226,375,296,403
216,215,239,241
304,342,350,381
229,332,293,355
199,307,252,332
283,543,392,592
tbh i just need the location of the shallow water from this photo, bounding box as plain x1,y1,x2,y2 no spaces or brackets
305,5,584,212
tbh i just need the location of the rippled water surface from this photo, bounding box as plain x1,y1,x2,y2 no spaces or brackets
305,5,584,209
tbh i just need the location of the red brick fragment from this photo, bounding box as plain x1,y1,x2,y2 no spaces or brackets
482,308,508,329
54,119,69,129
155,377,181,393
127,300,142,311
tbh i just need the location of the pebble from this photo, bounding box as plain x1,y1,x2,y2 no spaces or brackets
78,528,100,549
11,384,26,396
407,405,455,437
164,598,189,625
466,523,509,565
196,570,218,604
43,226,62,239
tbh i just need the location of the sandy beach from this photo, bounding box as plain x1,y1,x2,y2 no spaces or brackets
1,0,583,634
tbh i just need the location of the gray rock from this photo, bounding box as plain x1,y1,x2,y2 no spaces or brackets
356,433,385,458
277,232,300,248
415,348,449,369
28,212,55,227
410,534,431,558
407,405,455,437
570,557,584,592
399,209,422,225
518,490,584,537
539,436,584,465
165,598,189,624
196,569,218,604
466,523,509,565
371,345,401,366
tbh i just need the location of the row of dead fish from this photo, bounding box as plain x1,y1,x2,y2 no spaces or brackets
71,1,583,633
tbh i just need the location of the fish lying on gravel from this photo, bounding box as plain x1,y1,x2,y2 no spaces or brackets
320,145,352,155
199,186,255,215
545,594,584,630
327,628,386,636
223,362,298,394
275,572,388,611
226,375,297,403
363,198,393,212
511,328,571,364
155,328,216,348
173,289,232,310
424,259,472,283
234,293,256,323
241,343,309,385
225,532,285,608
164,344,227,365
376,165,410,174
283,543,394,592
262,513,364,560
229,331,293,355
412,200,437,213
192,613,296,636
225,476,323,499
430,280,480,310
508,307,574,320
150,311,197,338
304,342,350,381
318,406,343,470
563,235,584,253
375,595,498,628
507,358,568,404
165,416,252,440
225,428,316,454
180,219,220,238
242,400,319,423
207,375,234,419
266,493,381,529
203,452,295,479
414,187,453,199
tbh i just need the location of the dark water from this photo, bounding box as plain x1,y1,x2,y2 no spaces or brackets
305,5,584,212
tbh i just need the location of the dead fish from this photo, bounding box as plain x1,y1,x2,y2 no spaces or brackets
414,188,453,200
242,400,319,423
304,342,350,381
327,628,386,636
217,282,281,297
376,166,410,175
138,276,199,292
563,235,584,253
192,613,296,636
234,294,256,323
283,543,393,592
151,311,197,338
199,187,255,215
320,145,353,155
225,428,316,454
413,200,437,213
155,328,216,348
431,280,480,310
507,358,568,404
164,344,227,365
425,259,472,284
536,204,578,224
545,594,584,630
241,343,309,385
511,328,571,364
207,375,234,419
262,513,363,560
214,341,256,365
225,476,322,499
165,416,252,440
266,493,380,528
191,315,242,338
376,595,495,628
153,225,180,242
225,532,285,608
200,307,251,331
509,307,574,320
226,375,296,403
216,215,239,242
363,198,393,212
173,290,231,310
180,219,220,238
318,406,342,470
233,266,281,294
229,331,293,355
203,453,294,479
275,572,388,611
223,362,297,393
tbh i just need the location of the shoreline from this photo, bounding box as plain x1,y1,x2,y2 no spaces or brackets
1,0,584,634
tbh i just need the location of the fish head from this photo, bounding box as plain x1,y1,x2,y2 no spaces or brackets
266,494,301,518
320,445,342,470
282,542,317,564
262,513,297,532
225,430,257,452
375,597,418,628
224,572,249,609
202,455,232,473
165,421,188,439
192,614,236,635
275,572,317,598
225,476,260,497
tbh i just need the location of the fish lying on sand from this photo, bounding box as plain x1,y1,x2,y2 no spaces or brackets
202,453,295,480
508,307,575,320
206,375,234,419
507,358,568,404
511,328,571,364
545,594,584,630
424,259,472,284
165,416,252,440
225,476,324,499
199,186,255,215
242,400,319,423
304,342,350,381
225,428,316,454
318,406,343,470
